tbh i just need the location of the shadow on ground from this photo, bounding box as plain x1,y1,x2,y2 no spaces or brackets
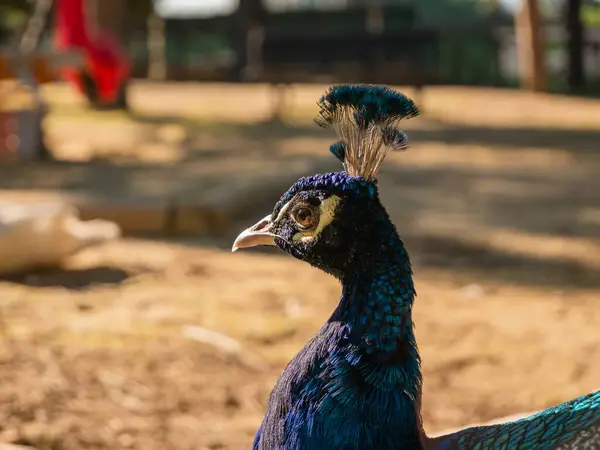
406,234,600,290
2,266,131,290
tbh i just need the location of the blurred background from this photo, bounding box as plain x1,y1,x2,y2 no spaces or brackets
0,0,599,449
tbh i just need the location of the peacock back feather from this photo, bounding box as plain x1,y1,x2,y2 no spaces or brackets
432,390,600,450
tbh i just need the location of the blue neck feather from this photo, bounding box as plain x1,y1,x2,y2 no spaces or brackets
334,240,416,354
340,220,423,435
335,242,423,447
316,216,424,448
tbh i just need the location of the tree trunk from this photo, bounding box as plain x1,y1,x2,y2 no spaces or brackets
515,0,547,91
566,0,585,91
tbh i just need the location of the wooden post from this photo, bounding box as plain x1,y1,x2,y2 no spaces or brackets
147,13,166,81
236,0,267,82
566,0,585,91
515,0,547,91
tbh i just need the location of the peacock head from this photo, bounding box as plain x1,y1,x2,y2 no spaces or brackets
232,84,419,278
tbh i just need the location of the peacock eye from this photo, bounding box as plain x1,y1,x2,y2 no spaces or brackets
292,207,315,228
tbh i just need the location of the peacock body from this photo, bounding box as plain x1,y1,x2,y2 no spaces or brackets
232,84,600,450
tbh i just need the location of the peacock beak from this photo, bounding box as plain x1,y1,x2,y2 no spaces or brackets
231,215,278,252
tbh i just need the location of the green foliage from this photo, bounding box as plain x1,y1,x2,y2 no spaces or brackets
582,3,600,26
0,1,31,40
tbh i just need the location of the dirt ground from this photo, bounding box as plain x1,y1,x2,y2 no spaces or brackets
0,83,599,450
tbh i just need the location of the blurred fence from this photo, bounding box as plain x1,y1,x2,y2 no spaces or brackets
124,10,600,92
5,4,600,92
128,6,504,88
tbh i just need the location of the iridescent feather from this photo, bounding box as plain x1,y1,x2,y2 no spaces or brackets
431,390,600,449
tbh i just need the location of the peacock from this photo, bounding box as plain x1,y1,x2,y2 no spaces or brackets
231,84,600,450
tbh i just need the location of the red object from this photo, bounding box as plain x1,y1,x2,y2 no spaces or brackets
53,0,130,104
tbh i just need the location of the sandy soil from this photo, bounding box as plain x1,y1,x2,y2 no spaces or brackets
0,83,598,450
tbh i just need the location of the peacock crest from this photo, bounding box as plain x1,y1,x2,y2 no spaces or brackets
315,84,420,181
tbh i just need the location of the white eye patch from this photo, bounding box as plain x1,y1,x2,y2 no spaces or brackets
292,195,341,243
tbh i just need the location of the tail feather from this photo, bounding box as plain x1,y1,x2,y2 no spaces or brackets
430,390,600,450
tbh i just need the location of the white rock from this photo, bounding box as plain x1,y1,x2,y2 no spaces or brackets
0,202,120,275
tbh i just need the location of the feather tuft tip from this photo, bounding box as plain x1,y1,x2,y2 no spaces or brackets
329,141,346,162
315,84,419,130
381,127,410,151
315,84,419,180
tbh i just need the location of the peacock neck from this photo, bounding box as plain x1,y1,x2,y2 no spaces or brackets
334,224,417,354
327,227,424,447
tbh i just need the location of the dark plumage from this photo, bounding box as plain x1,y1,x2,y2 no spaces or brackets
232,84,600,450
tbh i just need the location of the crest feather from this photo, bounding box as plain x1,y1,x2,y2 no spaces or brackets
315,84,419,180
